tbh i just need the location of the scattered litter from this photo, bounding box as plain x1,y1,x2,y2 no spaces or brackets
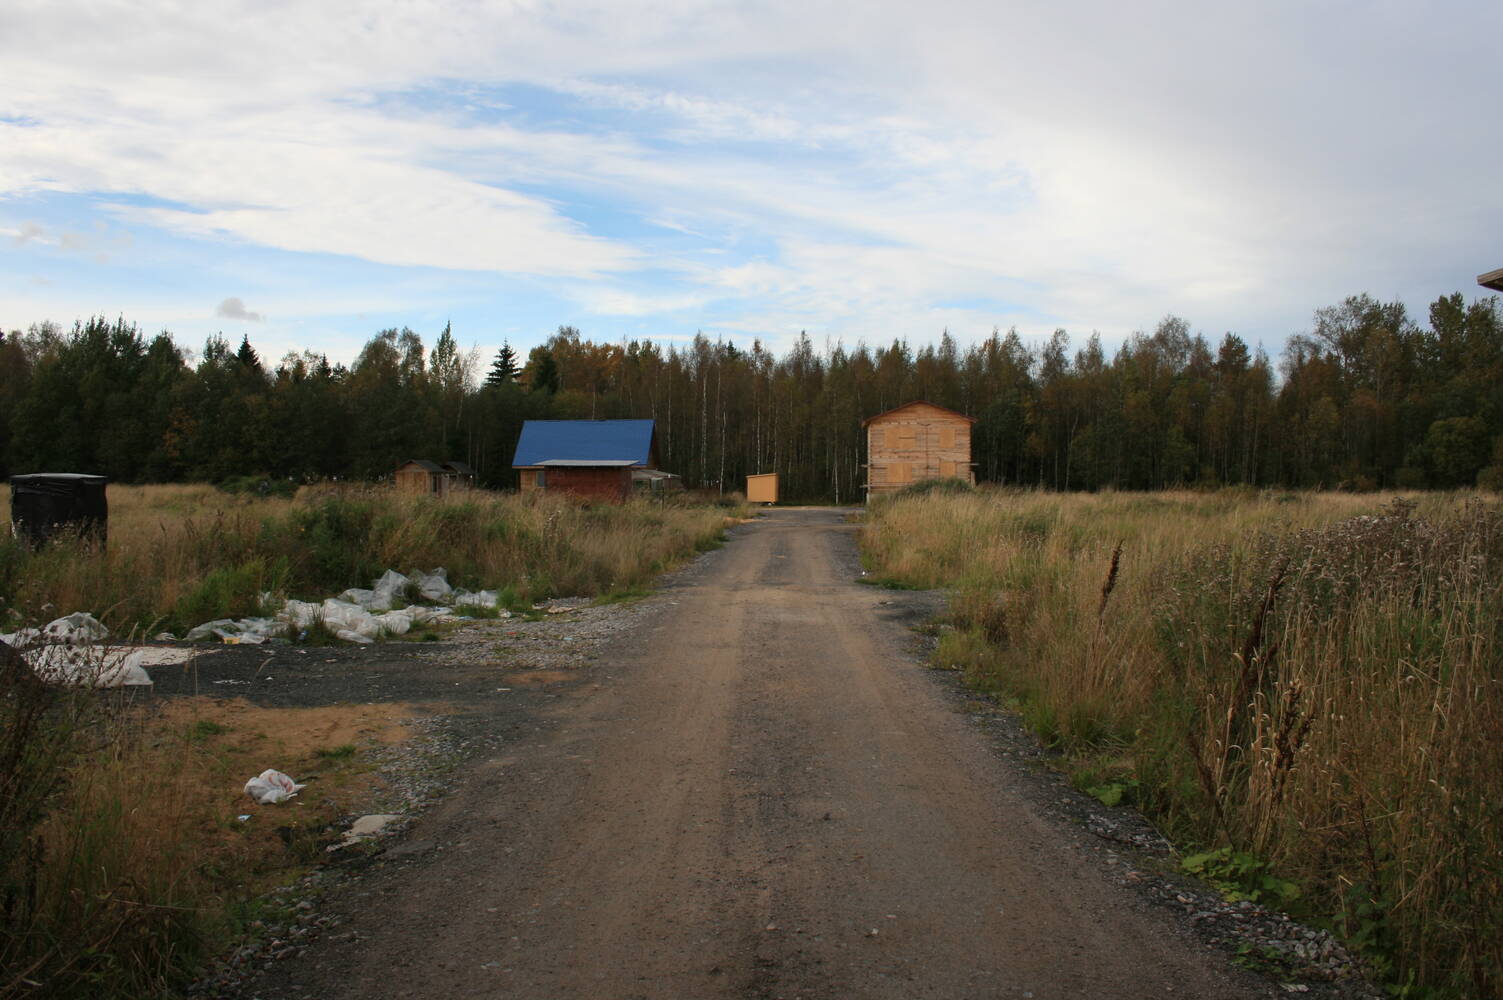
188,568,506,646
331,813,401,849
41,611,110,645
244,769,305,805
185,617,289,643
1,613,153,687
454,590,499,609
411,568,453,602
236,814,252,823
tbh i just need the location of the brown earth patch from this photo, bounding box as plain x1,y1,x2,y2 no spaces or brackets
123,698,432,889
501,669,575,686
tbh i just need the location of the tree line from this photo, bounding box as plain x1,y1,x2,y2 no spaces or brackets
2,291,1500,499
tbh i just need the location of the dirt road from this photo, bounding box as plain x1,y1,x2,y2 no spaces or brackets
241,507,1263,999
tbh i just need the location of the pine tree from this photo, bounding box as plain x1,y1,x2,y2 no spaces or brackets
485,342,519,387
235,334,262,373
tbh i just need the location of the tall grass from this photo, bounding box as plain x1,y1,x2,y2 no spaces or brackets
1,652,214,998
0,484,736,997
862,489,1503,998
0,485,734,634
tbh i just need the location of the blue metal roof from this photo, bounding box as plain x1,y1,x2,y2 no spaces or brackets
512,420,656,467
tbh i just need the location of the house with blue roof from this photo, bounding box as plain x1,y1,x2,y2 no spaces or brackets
511,419,666,501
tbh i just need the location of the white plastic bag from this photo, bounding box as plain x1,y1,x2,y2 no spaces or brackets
244,769,306,805
409,568,452,602
453,589,500,609
373,610,413,636
2,614,152,687
337,587,378,609
41,612,110,645
320,599,380,640
280,600,321,628
371,570,410,611
26,645,153,687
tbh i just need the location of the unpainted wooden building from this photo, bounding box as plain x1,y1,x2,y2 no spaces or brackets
863,401,975,498
394,459,476,495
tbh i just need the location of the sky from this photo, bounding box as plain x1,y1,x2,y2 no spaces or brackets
2,0,1500,371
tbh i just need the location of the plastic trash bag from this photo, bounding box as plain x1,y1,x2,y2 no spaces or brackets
373,610,413,636
1,614,152,687
190,565,506,646
408,568,452,602
281,600,322,628
337,587,378,609
320,599,380,639
40,612,110,645
244,769,306,805
371,570,410,611
27,645,152,687
185,619,238,642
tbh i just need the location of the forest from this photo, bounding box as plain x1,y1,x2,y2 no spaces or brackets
1,290,1500,500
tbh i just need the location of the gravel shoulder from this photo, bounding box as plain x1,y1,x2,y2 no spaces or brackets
165,508,1375,999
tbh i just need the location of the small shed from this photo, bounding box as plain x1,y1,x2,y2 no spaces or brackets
444,461,477,490
512,420,663,502
862,401,976,498
632,468,683,494
10,473,109,547
395,460,476,495
746,473,779,504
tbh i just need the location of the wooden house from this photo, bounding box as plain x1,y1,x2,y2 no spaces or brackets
394,460,476,495
512,420,663,502
395,459,445,494
862,401,976,498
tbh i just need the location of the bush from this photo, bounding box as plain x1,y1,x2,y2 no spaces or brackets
217,474,298,499
896,476,974,497
172,557,287,631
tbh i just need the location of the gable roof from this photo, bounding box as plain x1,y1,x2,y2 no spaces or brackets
861,401,976,427
512,420,656,468
398,459,446,473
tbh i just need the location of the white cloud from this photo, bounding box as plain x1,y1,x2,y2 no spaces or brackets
10,222,44,246
1,0,1498,355
216,296,263,322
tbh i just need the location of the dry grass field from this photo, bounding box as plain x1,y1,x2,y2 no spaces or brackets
0,483,735,635
0,484,738,999
862,487,1502,999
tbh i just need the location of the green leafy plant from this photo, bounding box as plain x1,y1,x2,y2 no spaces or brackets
1181,846,1301,907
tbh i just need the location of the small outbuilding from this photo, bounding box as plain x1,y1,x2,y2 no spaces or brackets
862,401,976,498
394,460,476,495
512,420,664,502
746,473,779,504
632,468,683,494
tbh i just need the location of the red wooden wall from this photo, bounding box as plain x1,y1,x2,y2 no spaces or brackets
547,467,631,502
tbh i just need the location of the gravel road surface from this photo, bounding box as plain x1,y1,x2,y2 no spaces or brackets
229,507,1277,999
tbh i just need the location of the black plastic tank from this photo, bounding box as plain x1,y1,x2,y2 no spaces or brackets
9,474,109,548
